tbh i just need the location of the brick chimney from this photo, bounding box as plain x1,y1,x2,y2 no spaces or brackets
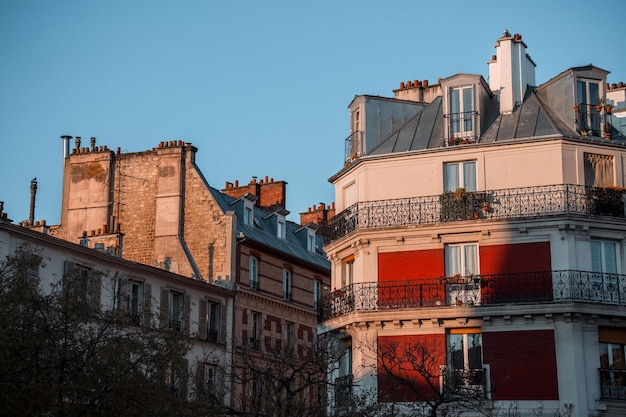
300,202,335,226
488,30,536,114
222,176,287,212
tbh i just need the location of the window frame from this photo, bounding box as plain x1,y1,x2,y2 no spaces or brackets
444,161,477,193
249,256,259,290
283,268,292,301
449,85,474,138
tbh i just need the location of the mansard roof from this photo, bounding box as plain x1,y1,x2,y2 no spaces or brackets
208,186,330,271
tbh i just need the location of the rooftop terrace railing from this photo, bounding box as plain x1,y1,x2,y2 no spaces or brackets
325,185,626,244
318,270,626,322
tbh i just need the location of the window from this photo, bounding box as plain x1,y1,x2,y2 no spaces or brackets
307,228,316,252
250,311,261,350
577,78,602,134
599,328,626,399
64,262,101,309
447,329,484,391
170,291,184,331
200,362,219,399
277,215,286,239
584,153,614,187
449,86,474,137
591,240,618,274
249,256,259,290
313,280,321,309
335,338,353,408
445,243,480,306
284,321,294,351
200,299,222,342
115,279,144,325
283,269,292,301
243,201,254,226
444,161,477,193
341,256,354,288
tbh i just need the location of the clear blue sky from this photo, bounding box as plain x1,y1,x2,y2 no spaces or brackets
1,0,625,225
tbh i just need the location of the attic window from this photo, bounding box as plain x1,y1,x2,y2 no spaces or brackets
576,78,602,135
447,86,476,145
243,200,254,226
277,214,286,239
306,228,316,252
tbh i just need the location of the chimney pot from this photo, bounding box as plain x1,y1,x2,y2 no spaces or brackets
400,82,405,89
235,180,239,187
423,79,428,87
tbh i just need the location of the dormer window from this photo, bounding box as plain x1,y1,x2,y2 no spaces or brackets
276,214,286,239
576,78,603,135
448,86,475,142
243,200,254,226
306,228,316,252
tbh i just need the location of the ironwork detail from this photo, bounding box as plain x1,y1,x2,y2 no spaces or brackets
325,184,626,244
600,368,626,400
319,270,626,322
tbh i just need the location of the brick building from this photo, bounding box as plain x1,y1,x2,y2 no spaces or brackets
320,30,626,417
49,139,331,412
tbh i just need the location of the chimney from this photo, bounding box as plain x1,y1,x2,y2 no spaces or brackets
488,30,536,114
29,178,37,225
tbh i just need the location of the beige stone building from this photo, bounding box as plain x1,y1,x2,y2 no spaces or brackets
48,138,331,411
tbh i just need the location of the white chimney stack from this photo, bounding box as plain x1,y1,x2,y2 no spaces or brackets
488,30,536,114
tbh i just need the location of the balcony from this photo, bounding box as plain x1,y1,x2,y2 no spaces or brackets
325,184,626,244
318,270,626,322
601,368,626,400
345,131,364,164
442,367,487,398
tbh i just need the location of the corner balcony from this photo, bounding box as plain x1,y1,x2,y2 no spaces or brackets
318,270,626,322
325,184,626,244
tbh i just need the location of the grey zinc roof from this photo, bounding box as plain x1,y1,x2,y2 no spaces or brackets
207,185,330,271
480,90,578,142
369,97,445,154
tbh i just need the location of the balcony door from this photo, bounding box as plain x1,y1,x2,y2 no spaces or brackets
445,243,480,306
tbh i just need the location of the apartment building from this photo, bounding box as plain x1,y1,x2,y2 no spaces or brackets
320,30,626,417
46,140,331,412
0,211,235,408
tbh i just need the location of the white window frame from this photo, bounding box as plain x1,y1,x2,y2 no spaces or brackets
449,86,474,137
243,200,254,226
249,256,259,289
447,330,484,389
444,161,477,193
283,269,292,301
277,214,286,239
313,280,321,309
445,243,480,306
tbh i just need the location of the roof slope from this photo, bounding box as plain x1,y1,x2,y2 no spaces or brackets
208,186,330,271
480,90,578,142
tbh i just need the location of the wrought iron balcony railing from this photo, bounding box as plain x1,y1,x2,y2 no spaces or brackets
325,184,626,244
600,368,626,400
345,131,364,163
318,270,626,322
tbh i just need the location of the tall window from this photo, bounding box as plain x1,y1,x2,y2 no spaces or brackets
243,201,254,226
284,321,294,351
599,328,626,399
170,291,184,331
277,215,286,239
341,256,354,288
450,86,474,136
591,240,618,274
283,269,292,301
313,280,321,309
447,329,484,390
584,153,614,187
250,311,261,350
249,256,259,290
445,243,479,277
307,228,316,252
444,161,477,192
445,243,480,306
577,79,602,134
208,302,221,342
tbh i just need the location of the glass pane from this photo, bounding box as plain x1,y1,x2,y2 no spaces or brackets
464,244,478,276
449,334,464,369
604,242,617,274
445,163,460,192
577,80,587,104
463,161,476,191
591,241,602,273
613,344,626,369
589,82,600,108
600,343,610,368
446,245,462,276
467,333,483,369
450,89,460,113
463,88,473,132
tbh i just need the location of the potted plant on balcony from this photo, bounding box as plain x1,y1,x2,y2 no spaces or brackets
587,186,626,217
606,104,613,114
